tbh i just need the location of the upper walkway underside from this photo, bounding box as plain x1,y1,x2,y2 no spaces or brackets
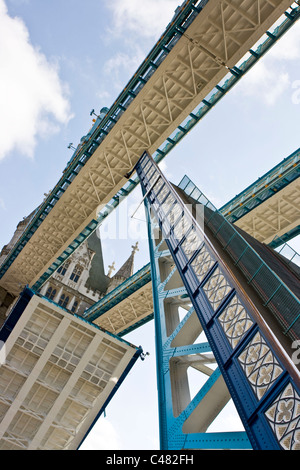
220,147,300,247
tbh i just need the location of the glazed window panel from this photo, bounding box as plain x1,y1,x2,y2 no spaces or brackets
58,294,69,309
71,301,79,314
70,265,83,283
45,287,57,301
57,260,70,276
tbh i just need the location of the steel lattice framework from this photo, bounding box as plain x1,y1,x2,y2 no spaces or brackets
136,151,300,450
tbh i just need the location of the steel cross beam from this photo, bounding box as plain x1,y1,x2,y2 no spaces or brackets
136,151,300,450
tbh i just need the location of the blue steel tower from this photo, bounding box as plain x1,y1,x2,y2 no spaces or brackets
136,151,300,451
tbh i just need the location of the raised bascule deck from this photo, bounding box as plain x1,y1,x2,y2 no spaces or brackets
85,147,300,340
0,0,300,451
0,289,142,450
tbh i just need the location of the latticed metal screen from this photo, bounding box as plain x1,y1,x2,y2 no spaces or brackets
179,176,300,341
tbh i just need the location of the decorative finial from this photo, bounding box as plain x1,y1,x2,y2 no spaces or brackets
131,242,139,255
108,261,115,277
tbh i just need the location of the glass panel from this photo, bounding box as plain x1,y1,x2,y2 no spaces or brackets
178,175,190,190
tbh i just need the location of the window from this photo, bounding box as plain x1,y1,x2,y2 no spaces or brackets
45,286,56,300
57,260,70,276
71,301,78,313
70,264,83,283
58,294,69,308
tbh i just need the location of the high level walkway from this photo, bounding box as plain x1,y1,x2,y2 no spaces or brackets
220,147,300,248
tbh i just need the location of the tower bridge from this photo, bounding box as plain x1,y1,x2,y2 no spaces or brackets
0,0,299,297
0,0,300,451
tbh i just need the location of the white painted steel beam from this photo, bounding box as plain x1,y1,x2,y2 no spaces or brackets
93,282,154,335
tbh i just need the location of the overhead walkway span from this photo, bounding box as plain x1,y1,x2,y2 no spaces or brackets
220,147,300,248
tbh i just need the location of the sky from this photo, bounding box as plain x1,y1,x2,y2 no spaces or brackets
0,0,300,450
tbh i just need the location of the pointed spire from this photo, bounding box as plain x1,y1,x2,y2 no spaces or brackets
105,242,139,293
131,242,139,256
114,242,139,280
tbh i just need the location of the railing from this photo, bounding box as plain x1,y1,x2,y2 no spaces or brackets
178,175,300,341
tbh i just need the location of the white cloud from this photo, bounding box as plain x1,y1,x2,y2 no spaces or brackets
107,0,179,38
0,0,73,160
105,51,143,76
268,20,300,61
235,21,300,105
104,49,146,91
99,0,180,99
239,61,290,106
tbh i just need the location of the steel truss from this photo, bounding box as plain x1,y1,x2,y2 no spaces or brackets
137,151,300,450
147,216,251,449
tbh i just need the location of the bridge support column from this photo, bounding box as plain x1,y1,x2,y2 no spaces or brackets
146,214,251,449
137,151,300,450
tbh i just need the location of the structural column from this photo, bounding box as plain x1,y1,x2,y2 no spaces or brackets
137,151,300,450
143,170,250,450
